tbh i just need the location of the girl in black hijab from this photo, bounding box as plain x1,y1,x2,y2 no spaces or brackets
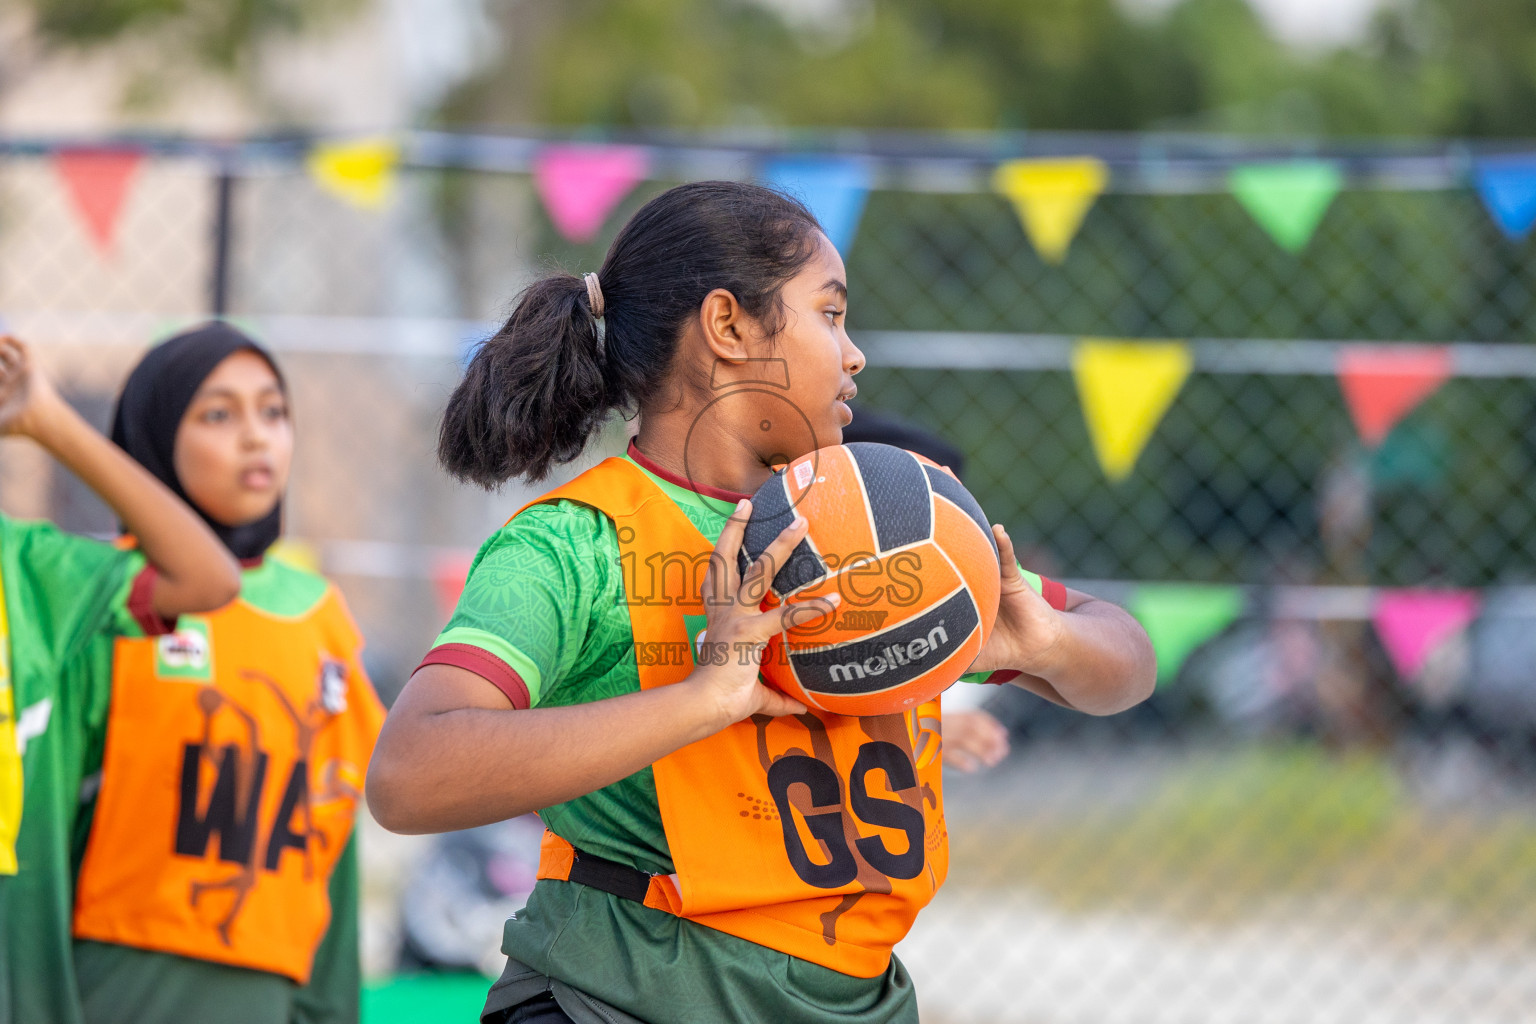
67,322,384,1024
110,321,285,560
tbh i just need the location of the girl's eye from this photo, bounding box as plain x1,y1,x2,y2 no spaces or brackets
200,407,231,424
825,308,845,323
261,403,289,422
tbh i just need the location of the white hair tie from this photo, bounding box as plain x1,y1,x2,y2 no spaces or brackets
583,272,607,362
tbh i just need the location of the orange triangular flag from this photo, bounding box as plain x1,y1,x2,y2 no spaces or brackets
55,149,142,256
1337,346,1452,449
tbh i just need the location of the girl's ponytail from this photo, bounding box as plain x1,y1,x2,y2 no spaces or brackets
438,274,611,486
439,180,823,488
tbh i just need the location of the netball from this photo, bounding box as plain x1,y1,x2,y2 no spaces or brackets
739,442,1003,717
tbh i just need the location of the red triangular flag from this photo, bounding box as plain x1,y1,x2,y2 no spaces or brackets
1337,346,1452,449
55,149,143,256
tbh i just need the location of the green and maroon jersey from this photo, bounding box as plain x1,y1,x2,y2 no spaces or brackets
418,443,1065,1024
1,547,366,1024
0,515,166,1024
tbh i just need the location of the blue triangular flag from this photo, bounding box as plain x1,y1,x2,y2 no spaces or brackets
762,157,872,255
1474,155,1536,240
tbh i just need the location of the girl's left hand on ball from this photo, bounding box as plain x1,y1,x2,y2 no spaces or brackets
970,524,1065,677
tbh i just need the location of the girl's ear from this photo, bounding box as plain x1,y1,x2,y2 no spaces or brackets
698,288,751,362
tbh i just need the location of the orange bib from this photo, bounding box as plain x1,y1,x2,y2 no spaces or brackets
72,583,384,983
530,458,949,978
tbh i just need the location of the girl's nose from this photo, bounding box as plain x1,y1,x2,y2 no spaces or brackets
242,413,270,448
846,340,866,375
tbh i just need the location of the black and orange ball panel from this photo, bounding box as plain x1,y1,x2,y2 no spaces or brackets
739,443,1001,717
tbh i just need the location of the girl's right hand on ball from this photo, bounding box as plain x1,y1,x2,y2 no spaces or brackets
692,498,839,724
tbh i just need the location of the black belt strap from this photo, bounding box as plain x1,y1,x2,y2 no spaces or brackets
567,847,653,904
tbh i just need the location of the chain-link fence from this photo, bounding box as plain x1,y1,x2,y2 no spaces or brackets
3,133,1535,1022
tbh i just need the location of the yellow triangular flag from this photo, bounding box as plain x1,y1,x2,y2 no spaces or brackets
307,138,399,210
993,158,1108,264
1072,339,1191,483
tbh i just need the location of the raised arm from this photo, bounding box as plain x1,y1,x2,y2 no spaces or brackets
969,524,1156,715
0,335,240,619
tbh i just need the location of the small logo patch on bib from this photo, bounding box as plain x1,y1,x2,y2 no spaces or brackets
155,619,213,681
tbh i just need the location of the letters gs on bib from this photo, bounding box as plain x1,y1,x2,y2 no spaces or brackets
770,740,926,888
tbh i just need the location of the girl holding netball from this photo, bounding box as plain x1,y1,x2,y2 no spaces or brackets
368,181,1155,1024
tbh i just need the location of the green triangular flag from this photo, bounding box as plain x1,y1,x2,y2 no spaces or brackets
1129,584,1245,684
1229,162,1343,253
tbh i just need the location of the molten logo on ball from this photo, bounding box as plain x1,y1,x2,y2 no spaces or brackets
828,622,948,683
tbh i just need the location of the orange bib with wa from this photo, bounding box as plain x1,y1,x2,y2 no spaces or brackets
530,458,949,979
72,583,384,983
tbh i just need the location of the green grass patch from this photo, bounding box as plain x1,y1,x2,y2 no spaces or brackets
363,973,489,1024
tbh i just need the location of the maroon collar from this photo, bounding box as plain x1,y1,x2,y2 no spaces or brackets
627,440,753,503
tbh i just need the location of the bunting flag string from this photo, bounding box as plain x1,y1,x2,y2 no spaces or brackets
533,144,650,244
762,156,872,255
1372,589,1481,681
1337,345,1452,449
1229,161,1343,253
54,149,143,256
1473,155,1536,240
36,135,1536,249
307,138,400,210
993,158,1107,264
1129,584,1245,683
36,134,1536,254
1072,339,1191,482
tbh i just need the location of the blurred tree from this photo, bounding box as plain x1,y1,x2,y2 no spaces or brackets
14,0,361,74
443,0,1223,131
439,0,1536,138
1316,0,1536,137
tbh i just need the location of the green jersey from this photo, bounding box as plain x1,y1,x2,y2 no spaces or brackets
1,549,365,1024
427,451,1047,1024
0,515,154,1024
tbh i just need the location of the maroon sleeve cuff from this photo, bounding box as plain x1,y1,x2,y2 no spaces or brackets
126,565,176,637
414,643,531,709
979,577,1068,685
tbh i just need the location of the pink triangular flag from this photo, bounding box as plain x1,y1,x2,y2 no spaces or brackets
1337,346,1452,449
55,149,143,256
533,145,650,243
1372,589,1480,679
